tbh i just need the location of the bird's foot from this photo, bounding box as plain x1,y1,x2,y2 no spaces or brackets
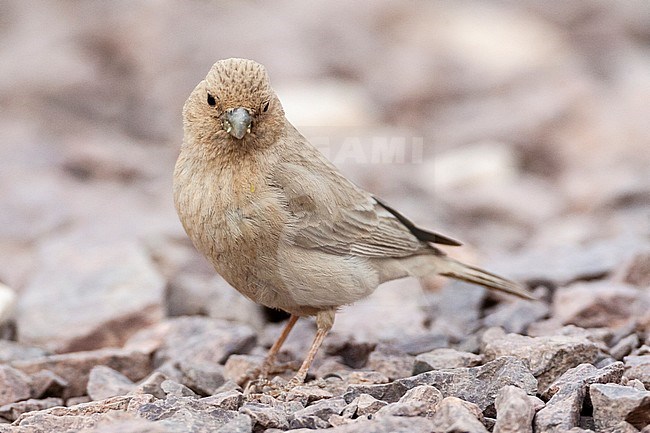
284,372,307,390
242,361,302,395
238,360,300,389
244,376,290,398
246,374,304,397
243,376,272,395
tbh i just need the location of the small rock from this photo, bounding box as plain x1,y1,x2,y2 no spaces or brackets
201,390,243,411
290,397,346,429
132,371,168,399
623,355,650,388
212,380,242,395
553,282,647,329
311,358,351,380
631,345,650,356
137,395,241,431
621,378,646,391
535,362,625,432
125,393,156,413
28,369,68,399
376,385,443,418
159,379,197,398
424,281,486,339
373,400,427,418
0,365,31,406
239,402,289,431
13,395,134,430
389,332,450,356
610,334,640,360
366,346,414,380
76,418,174,433
527,324,611,351
215,413,253,433
0,397,63,422
354,394,387,416
615,249,650,288
590,383,650,431
175,361,226,396
136,317,256,365
542,362,625,400
285,385,334,405
482,327,600,390
67,396,92,406
345,356,536,417
430,397,488,433
129,317,254,394
223,354,263,384
400,384,443,406
325,335,375,369
600,421,641,433
152,364,184,385
404,356,538,417
328,414,352,427
482,299,549,334
322,415,436,432
413,348,482,374
346,370,390,385
493,385,537,433
163,408,244,432
87,366,135,401
17,238,165,352
11,348,152,398
455,333,483,354
176,361,226,393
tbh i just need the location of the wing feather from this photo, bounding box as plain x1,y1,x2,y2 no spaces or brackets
268,134,448,258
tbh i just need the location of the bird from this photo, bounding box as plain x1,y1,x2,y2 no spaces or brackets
173,58,534,389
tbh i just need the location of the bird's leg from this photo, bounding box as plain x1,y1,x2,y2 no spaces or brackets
259,314,299,379
286,309,335,389
243,315,300,394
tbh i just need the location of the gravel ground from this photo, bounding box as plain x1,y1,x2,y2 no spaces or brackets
0,1,649,432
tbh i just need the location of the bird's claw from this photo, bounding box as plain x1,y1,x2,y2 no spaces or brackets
243,376,272,395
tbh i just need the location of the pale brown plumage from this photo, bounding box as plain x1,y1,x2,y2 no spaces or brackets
173,58,534,388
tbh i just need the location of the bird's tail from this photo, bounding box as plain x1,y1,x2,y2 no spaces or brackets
437,257,535,300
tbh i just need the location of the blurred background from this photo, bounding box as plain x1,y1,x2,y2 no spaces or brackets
1,1,649,351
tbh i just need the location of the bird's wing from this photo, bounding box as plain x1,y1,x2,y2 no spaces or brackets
268,142,456,258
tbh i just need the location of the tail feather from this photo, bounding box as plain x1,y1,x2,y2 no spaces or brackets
439,258,535,300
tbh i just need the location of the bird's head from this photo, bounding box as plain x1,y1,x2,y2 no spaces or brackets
183,58,285,154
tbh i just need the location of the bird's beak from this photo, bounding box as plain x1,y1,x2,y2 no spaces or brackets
223,108,252,140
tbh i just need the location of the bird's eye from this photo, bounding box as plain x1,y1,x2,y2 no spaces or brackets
207,93,217,107
261,100,270,113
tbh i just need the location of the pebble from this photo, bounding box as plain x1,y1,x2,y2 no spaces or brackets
590,383,650,431
413,348,483,375
482,327,600,390
535,362,624,432
0,365,32,406
493,385,538,433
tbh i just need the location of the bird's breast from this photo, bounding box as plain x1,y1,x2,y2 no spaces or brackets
205,180,283,253
174,153,295,308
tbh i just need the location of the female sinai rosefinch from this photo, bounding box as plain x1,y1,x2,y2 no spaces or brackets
173,58,533,389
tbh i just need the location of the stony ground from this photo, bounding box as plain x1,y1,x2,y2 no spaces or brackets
1,1,649,432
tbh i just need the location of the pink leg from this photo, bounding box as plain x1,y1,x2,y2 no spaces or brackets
259,314,299,378
286,309,335,388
